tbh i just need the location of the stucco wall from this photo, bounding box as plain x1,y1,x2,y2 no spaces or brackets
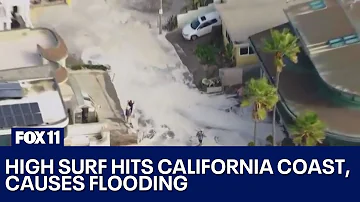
234,45,258,66
177,3,216,28
222,23,258,67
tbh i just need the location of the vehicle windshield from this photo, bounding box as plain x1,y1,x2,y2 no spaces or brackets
190,19,201,29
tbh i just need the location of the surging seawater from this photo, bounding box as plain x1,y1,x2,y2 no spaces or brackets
33,0,283,146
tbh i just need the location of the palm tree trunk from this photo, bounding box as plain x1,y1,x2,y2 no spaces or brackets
272,71,280,146
254,121,257,146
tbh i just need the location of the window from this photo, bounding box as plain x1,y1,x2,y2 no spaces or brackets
309,0,326,10
210,19,218,24
190,19,201,29
328,38,345,48
240,47,249,55
198,22,211,29
328,34,359,48
344,34,359,44
239,45,255,56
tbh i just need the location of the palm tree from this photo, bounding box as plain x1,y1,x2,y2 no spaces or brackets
241,78,279,146
290,111,326,146
263,28,300,146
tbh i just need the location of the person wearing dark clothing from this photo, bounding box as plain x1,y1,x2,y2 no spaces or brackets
128,100,135,113
196,130,205,146
125,100,135,124
125,106,132,123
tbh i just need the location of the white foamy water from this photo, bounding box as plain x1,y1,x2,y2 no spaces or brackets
33,0,284,146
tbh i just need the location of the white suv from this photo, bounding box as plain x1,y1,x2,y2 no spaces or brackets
182,11,222,41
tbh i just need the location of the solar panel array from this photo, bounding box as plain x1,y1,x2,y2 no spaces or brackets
0,103,43,128
0,82,23,99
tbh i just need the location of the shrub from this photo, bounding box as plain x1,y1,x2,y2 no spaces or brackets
69,64,110,71
248,141,255,146
266,135,274,146
225,43,234,62
281,137,295,146
195,44,216,64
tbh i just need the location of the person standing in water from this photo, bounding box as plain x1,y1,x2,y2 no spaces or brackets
128,100,135,113
196,130,205,146
125,100,135,124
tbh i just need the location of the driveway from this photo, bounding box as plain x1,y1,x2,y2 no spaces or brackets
166,29,213,87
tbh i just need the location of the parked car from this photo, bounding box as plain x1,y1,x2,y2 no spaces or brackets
182,11,221,41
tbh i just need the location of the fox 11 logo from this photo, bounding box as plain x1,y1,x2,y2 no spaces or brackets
11,128,65,147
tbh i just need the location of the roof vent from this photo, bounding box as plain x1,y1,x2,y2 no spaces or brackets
309,0,326,10
0,82,23,99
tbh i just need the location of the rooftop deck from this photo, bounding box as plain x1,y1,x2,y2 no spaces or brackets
250,23,360,140
0,28,56,69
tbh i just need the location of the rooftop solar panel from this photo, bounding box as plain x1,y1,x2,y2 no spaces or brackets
30,103,40,113
0,102,43,128
0,82,23,99
20,103,31,114
2,105,11,116
11,104,21,115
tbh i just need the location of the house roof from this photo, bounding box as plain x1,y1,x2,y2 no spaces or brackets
285,0,356,45
249,23,360,139
339,0,360,35
215,0,309,44
285,0,360,95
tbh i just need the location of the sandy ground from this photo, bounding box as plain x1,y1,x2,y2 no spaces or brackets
32,0,284,146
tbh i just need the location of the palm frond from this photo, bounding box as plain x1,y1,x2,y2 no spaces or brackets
290,111,326,146
262,28,300,73
241,78,279,122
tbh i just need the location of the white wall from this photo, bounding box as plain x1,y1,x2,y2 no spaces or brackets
0,117,69,136
177,3,216,28
67,122,108,136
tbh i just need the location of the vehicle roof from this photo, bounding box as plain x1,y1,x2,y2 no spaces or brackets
199,11,219,21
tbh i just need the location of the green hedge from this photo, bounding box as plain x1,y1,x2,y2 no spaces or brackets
70,64,110,71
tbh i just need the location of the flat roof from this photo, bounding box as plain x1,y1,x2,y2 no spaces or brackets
250,23,360,139
0,78,67,127
339,0,360,36
0,29,56,70
311,43,360,94
285,0,356,45
0,65,55,81
285,0,360,95
215,0,309,43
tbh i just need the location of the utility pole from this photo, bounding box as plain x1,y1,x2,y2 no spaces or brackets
159,0,163,34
